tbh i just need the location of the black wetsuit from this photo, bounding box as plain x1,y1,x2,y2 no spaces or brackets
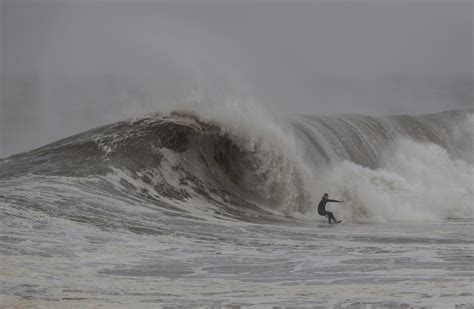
318,198,341,223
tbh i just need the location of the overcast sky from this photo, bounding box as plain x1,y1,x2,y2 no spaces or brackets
1,1,473,157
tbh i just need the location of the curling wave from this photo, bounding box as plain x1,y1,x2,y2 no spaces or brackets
1,108,472,223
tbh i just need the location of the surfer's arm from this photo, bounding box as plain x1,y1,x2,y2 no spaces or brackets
327,199,342,203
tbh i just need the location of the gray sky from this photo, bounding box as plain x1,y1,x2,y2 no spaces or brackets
1,1,473,157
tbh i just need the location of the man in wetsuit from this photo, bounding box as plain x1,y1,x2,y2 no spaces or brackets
318,193,343,224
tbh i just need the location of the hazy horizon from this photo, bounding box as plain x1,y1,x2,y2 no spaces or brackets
1,1,473,157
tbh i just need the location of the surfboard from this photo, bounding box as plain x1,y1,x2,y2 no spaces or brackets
317,220,344,228
317,224,335,228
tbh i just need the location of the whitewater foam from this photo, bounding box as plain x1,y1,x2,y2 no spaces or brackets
1,108,473,307
320,138,473,223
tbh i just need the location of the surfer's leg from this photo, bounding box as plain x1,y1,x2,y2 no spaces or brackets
327,211,337,224
324,212,330,223
330,213,341,224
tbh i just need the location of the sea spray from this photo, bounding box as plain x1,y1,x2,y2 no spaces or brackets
1,107,472,223
2,107,474,307
163,98,315,213
322,138,474,223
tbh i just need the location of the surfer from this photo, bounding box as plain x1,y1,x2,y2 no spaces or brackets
318,193,343,224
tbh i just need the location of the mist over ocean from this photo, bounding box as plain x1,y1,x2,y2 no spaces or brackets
1,1,473,308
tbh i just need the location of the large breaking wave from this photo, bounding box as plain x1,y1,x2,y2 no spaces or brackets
1,106,472,224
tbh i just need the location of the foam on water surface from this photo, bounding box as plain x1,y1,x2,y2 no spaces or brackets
1,196,472,307
1,108,473,307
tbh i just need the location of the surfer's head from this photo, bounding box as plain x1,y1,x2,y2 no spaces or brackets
323,193,329,199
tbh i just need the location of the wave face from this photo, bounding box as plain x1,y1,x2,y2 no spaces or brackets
1,108,473,224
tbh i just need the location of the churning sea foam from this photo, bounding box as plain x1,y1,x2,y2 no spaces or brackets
162,103,473,222
162,98,315,213
322,138,473,223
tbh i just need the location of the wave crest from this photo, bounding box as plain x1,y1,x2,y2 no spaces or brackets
1,107,472,222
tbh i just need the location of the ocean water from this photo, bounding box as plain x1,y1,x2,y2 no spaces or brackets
1,106,473,308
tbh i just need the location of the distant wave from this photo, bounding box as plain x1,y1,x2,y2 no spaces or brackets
1,108,472,223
